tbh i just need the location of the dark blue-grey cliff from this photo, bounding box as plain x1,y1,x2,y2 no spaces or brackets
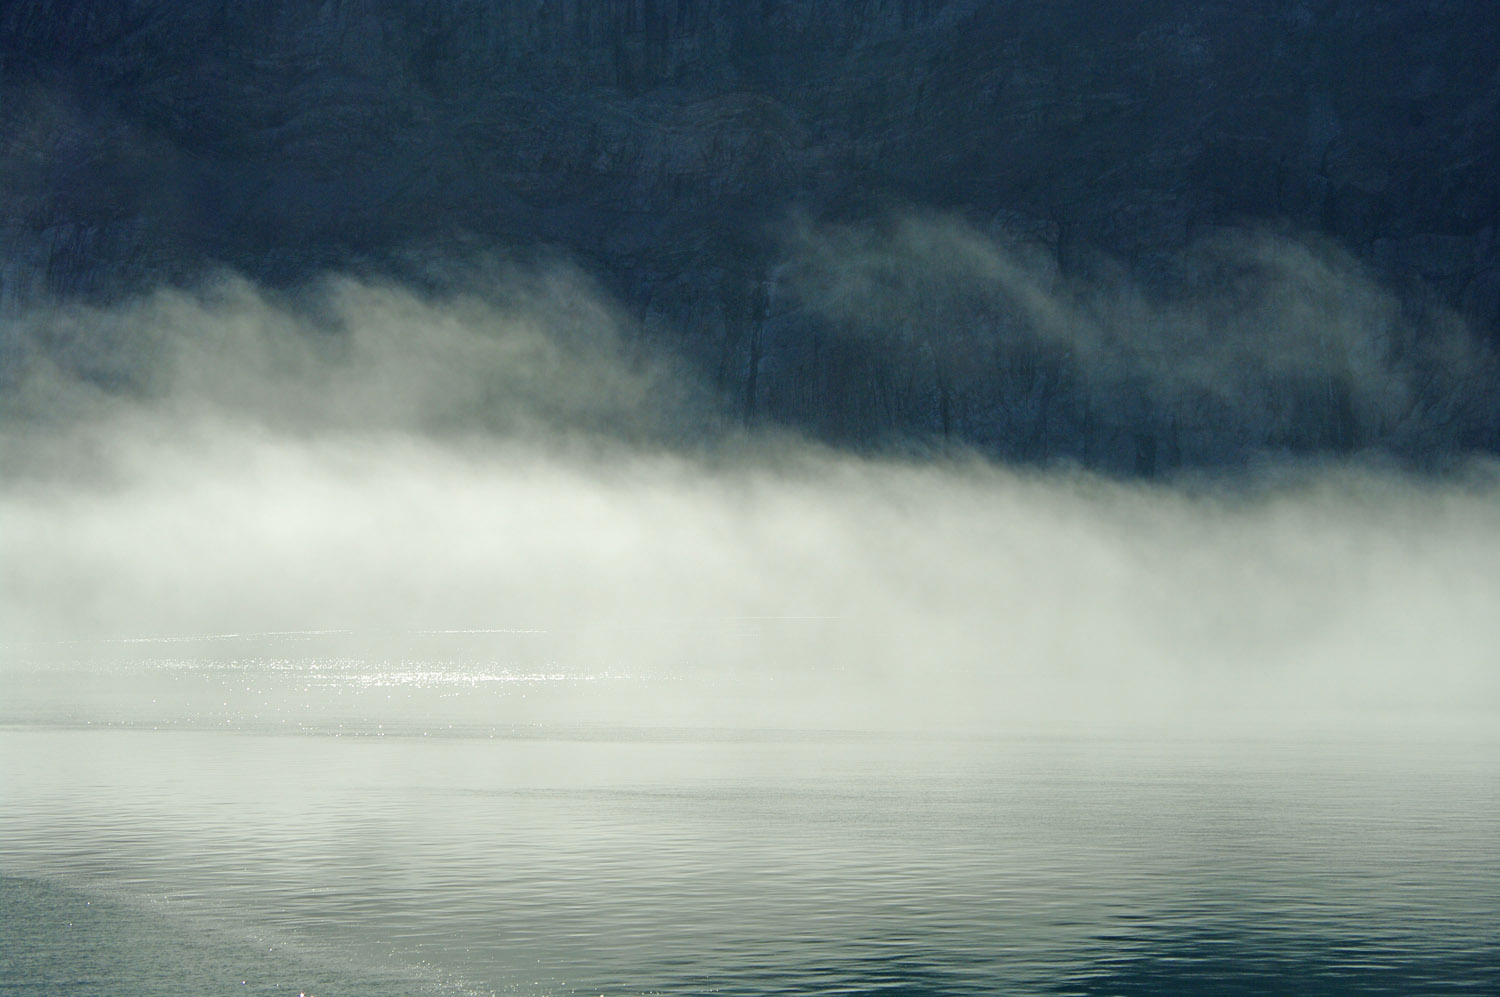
4,0,1499,471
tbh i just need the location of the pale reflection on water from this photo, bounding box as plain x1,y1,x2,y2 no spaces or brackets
1,659,1497,996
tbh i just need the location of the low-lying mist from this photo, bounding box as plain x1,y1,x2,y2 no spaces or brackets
3,244,1497,736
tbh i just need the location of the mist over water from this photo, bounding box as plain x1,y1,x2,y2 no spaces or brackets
7,0,1500,986
3,240,1497,736
3,235,1499,997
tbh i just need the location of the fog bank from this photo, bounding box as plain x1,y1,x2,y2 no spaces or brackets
2,265,1497,734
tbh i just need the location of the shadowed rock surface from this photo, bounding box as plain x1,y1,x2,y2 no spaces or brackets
4,0,1499,470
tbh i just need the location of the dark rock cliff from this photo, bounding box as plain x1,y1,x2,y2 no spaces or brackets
4,0,1499,470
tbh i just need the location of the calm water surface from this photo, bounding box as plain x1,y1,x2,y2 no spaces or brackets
2,654,1497,995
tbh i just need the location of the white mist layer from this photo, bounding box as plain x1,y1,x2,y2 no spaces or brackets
2,269,1497,735
5,427,1497,733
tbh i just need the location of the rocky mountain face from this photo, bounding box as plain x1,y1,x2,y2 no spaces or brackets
4,0,1499,471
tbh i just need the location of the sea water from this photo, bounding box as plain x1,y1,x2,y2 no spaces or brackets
2,648,1497,996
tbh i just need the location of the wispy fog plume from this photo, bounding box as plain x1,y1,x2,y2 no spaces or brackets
1,262,717,467
2,255,1496,735
779,216,1496,465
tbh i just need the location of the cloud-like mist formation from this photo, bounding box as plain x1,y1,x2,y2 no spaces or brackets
775,216,1497,465
1,261,719,454
2,243,1497,734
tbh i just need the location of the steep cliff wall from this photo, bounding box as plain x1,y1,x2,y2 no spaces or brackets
4,0,1498,468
